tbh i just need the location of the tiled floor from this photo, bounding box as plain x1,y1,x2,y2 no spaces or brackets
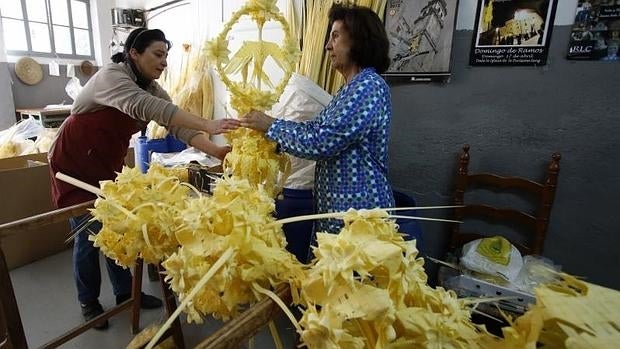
9,248,296,348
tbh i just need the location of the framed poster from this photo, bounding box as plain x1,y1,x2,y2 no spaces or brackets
567,1,620,61
384,0,459,81
469,0,558,66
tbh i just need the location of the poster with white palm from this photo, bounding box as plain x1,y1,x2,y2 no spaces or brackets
384,0,460,81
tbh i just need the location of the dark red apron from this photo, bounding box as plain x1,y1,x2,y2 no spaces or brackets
49,107,145,208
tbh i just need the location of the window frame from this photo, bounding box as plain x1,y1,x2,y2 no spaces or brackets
1,0,95,60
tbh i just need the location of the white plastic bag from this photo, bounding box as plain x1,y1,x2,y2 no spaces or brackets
270,73,332,189
512,255,561,293
150,147,220,168
34,128,59,153
65,77,83,101
460,237,524,282
0,118,44,158
0,117,44,143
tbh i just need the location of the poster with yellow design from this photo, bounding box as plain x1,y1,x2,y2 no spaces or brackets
470,0,558,66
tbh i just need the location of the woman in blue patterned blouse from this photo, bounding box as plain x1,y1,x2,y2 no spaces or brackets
241,4,395,234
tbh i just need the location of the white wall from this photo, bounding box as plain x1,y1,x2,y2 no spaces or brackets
141,0,289,147
0,18,6,63
456,0,578,30
93,0,115,65
115,0,147,7
0,19,16,130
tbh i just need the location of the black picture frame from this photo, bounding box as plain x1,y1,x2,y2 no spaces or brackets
383,0,460,82
567,0,620,61
469,0,558,66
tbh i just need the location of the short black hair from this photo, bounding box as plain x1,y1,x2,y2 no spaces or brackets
111,28,172,63
328,5,390,73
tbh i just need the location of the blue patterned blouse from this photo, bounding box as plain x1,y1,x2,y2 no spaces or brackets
266,67,394,233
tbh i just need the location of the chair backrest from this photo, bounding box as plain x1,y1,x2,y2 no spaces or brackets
449,144,561,255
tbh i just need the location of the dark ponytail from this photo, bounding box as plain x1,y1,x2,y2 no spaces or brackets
111,52,124,63
110,28,172,63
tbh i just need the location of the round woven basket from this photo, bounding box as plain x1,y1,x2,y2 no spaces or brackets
80,60,95,76
15,57,43,85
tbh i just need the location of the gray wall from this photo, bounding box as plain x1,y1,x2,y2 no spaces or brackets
389,26,620,290
9,63,93,110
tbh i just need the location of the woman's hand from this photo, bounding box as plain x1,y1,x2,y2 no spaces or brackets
212,145,232,160
205,118,241,135
240,110,276,133
189,134,232,160
171,109,240,134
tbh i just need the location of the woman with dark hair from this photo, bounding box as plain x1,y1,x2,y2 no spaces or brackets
48,28,239,329
241,4,394,240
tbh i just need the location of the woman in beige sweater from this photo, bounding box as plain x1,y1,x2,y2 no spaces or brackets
48,28,238,329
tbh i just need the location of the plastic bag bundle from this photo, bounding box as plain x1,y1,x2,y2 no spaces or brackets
0,118,43,158
460,236,524,282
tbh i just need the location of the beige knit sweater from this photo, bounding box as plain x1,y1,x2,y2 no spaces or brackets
71,62,200,143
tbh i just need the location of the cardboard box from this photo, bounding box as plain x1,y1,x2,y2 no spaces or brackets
0,148,136,270
0,153,71,269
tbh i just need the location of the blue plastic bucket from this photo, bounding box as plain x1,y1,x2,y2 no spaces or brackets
134,134,187,173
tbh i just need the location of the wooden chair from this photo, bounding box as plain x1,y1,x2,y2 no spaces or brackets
442,145,561,333
449,144,561,256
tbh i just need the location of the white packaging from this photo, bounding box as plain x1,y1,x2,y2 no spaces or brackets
460,237,524,282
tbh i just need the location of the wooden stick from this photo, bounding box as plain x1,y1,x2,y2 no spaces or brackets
194,285,291,349
64,215,97,244
146,247,235,349
55,172,102,196
268,321,283,349
0,200,93,239
386,205,464,211
471,308,504,323
252,283,301,332
157,263,185,348
425,256,460,270
389,215,462,224
0,247,27,349
273,212,462,226
463,296,521,306
40,299,134,348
